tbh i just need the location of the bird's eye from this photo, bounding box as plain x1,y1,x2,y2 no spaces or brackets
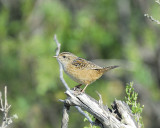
63,56,66,58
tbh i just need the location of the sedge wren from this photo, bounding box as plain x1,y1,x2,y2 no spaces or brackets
54,52,118,92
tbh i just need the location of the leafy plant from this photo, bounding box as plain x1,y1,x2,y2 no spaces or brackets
125,82,144,128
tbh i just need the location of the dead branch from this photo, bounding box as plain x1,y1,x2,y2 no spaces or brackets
0,86,18,128
61,104,70,128
54,35,70,90
144,1,160,24
144,14,160,24
60,90,138,128
155,0,160,5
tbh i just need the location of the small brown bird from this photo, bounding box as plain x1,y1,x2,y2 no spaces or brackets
54,52,118,92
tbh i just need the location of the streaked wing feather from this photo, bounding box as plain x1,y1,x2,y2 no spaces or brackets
72,58,102,70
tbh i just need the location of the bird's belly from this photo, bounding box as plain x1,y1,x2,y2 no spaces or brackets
64,67,103,85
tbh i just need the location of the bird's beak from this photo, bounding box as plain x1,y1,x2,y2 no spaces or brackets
53,55,58,58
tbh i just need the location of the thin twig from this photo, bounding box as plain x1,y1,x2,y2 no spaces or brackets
54,35,61,56
54,34,70,90
96,91,103,107
144,14,160,24
144,1,160,25
4,86,8,120
4,86,7,108
155,0,160,5
0,92,3,111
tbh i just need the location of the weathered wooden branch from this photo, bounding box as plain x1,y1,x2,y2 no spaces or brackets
54,34,138,128
60,90,137,128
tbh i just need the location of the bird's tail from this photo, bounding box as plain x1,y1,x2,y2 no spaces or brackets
103,65,119,72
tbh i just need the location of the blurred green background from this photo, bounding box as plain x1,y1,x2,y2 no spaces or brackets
0,0,160,127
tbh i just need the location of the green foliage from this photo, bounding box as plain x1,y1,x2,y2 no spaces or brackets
83,111,97,128
125,82,144,127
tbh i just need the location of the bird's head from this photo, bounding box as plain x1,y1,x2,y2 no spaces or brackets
53,52,77,66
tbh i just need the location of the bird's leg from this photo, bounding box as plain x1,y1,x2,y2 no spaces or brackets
73,84,82,91
81,84,89,93
75,84,82,88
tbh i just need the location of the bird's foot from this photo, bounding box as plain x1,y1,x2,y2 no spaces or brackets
72,84,82,91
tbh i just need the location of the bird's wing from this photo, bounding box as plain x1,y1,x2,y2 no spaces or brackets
72,58,102,70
